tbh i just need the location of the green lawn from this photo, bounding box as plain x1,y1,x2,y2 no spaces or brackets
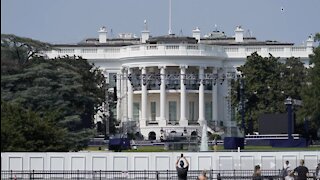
243,145,320,151
85,145,320,152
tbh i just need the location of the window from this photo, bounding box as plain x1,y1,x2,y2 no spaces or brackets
246,47,261,52
133,103,140,122
189,101,195,121
205,101,212,121
81,48,97,53
151,102,156,121
58,48,75,54
169,101,177,122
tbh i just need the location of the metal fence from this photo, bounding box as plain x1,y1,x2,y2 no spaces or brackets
1,169,318,180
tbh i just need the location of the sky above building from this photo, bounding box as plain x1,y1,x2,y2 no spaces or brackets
1,0,319,45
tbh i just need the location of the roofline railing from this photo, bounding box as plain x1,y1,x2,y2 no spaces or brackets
45,43,312,60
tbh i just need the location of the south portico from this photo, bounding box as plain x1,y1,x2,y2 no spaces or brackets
111,62,231,140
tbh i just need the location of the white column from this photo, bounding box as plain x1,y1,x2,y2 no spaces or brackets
140,67,147,127
116,71,121,121
159,66,167,127
198,66,205,125
212,68,219,128
180,65,188,126
122,68,128,123
127,68,133,122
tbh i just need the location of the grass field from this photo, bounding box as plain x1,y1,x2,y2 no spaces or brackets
85,145,320,152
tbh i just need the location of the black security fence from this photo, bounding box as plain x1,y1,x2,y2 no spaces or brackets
1,169,318,179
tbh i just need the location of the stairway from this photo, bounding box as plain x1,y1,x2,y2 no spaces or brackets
207,121,225,135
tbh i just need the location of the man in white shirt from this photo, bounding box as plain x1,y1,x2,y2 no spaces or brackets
281,160,291,178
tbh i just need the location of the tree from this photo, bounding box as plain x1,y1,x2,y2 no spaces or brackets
233,53,283,131
232,52,307,132
300,33,320,133
1,56,106,151
1,34,106,151
1,34,51,65
314,32,320,42
1,101,68,152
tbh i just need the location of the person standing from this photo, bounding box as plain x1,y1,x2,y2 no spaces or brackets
283,160,291,171
252,165,262,180
176,153,189,180
284,170,295,180
281,160,291,179
213,137,218,152
197,170,208,180
293,159,309,180
315,163,320,180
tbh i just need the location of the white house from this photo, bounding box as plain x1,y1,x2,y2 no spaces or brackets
45,24,313,140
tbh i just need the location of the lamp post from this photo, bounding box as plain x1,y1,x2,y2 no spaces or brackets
239,76,246,135
284,96,293,140
104,83,109,140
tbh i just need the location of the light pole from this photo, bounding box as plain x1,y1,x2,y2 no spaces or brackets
284,96,293,140
239,76,246,135
105,84,109,140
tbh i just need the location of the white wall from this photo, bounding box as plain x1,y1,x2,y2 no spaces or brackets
2,151,319,172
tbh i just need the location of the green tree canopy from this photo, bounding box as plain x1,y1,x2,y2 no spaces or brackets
1,34,51,64
300,34,320,129
1,101,68,152
232,52,307,132
1,34,107,151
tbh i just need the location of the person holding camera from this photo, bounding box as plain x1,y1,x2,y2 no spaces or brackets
176,153,189,180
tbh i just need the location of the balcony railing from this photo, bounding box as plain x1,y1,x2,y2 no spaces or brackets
146,120,158,125
167,121,179,125
224,46,312,58
46,44,227,59
46,44,311,60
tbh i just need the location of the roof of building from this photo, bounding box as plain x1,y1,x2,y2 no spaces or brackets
201,37,294,46
53,38,141,47
147,35,198,44
52,33,294,47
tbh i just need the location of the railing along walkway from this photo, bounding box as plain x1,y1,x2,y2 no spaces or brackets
1,169,318,179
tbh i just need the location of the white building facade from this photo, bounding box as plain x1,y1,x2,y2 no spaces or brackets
46,25,313,140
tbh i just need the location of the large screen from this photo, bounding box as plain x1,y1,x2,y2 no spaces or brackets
258,113,293,134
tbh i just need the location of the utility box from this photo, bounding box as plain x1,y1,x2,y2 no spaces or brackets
108,137,131,152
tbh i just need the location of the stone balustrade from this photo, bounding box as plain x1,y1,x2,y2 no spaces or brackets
46,44,312,60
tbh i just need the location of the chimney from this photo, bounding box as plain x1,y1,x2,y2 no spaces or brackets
306,34,314,54
98,26,107,43
306,34,314,47
235,26,244,43
141,20,150,43
192,27,201,43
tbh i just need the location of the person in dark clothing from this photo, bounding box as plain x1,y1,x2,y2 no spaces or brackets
293,159,309,180
176,153,189,180
316,162,320,179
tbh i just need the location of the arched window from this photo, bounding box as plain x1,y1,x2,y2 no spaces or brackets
191,131,198,140
148,131,156,140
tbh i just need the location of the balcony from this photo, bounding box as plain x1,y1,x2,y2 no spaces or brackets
224,46,312,58
167,121,179,126
46,43,311,61
188,121,199,125
46,44,227,59
146,120,158,126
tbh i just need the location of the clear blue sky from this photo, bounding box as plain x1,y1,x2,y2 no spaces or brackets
1,0,319,44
